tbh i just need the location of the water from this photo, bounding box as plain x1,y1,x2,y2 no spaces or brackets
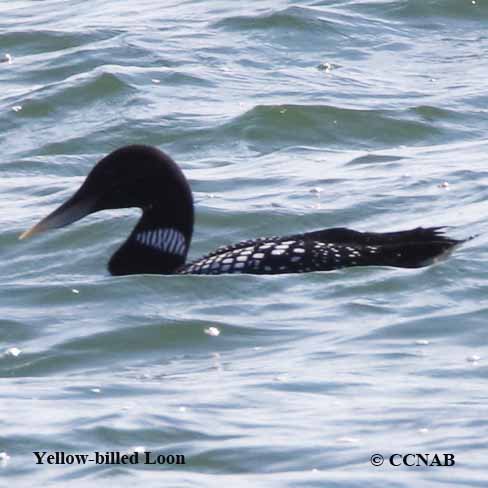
1,1,488,486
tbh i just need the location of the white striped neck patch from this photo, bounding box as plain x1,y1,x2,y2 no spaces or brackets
135,228,187,256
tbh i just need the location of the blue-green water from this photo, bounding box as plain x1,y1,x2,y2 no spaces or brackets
1,1,488,486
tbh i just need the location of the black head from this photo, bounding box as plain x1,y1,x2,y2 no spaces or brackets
20,145,194,275
76,145,192,212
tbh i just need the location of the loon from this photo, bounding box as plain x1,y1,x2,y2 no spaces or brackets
20,145,463,276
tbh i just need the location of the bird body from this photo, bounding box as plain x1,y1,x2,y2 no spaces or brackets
179,227,457,275
20,145,463,276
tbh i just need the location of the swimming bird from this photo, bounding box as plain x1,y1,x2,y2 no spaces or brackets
20,145,463,276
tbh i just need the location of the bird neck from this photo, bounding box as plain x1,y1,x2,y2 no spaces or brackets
108,203,194,276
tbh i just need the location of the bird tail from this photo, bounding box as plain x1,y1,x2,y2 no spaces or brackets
303,226,469,270
364,238,463,268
